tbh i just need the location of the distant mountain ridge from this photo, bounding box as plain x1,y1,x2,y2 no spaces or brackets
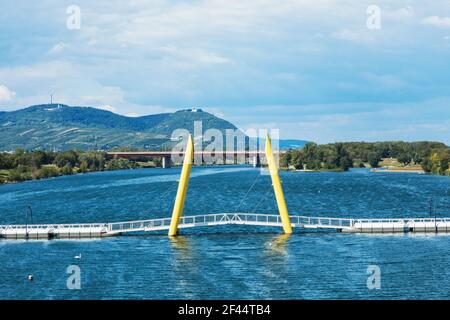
0,104,240,151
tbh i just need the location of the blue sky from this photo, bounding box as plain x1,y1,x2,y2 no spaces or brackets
0,0,449,143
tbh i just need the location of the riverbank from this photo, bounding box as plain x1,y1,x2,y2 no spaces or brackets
0,165,145,185
282,167,345,173
0,149,159,185
371,168,425,174
281,141,450,177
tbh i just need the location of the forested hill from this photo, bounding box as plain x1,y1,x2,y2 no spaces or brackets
0,104,240,151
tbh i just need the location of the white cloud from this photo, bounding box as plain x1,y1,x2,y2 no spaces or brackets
384,6,415,20
226,99,450,144
0,85,16,101
48,42,69,54
362,73,409,90
332,29,374,44
96,105,117,113
124,112,140,117
421,16,450,28
0,61,73,81
161,46,232,66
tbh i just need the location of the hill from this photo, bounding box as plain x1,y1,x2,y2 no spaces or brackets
0,104,241,151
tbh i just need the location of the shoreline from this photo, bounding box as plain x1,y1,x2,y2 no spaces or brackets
371,168,426,174
0,164,248,186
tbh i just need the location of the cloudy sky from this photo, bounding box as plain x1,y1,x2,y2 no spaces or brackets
0,0,449,143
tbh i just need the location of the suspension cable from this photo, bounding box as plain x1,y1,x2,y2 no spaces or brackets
234,172,261,213
156,177,180,213
250,181,273,214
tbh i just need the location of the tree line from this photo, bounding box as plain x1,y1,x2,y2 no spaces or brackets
1,141,449,184
0,149,160,184
280,141,450,175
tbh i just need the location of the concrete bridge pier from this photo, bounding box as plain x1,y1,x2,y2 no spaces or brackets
252,155,261,168
162,156,171,169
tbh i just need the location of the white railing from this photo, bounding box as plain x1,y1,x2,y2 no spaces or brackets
354,217,450,224
0,223,108,231
290,215,354,228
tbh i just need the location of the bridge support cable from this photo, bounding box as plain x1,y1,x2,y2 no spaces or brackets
250,186,272,214
265,134,293,234
157,178,180,214
168,135,194,236
234,172,260,213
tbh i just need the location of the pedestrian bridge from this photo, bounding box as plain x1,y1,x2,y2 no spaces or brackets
3,213,450,239
109,213,354,234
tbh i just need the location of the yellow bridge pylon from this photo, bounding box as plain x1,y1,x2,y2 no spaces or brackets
168,134,194,236
265,134,293,234
168,133,293,236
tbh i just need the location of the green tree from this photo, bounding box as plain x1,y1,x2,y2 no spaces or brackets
8,165,30,182
290,150,304,169
8,169,25,182
397,153,412,165
36,166,60,179
54,150,78,168
335,143,353,170
0,153,13,169
78,161,89,173
280,151,292,168
106,158,131,170
367,152,381,168
29,151,46,169
323,146,339,169
60,163,74,175
302,142,322,170
79,152,106,171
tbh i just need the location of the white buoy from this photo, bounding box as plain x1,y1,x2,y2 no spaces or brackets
28,275,33,281
74,253,81,259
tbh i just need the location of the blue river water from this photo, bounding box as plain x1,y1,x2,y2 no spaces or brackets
0,166,449,299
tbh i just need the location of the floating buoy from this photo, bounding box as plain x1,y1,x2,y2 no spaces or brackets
74,253,81,259
27,275,33,281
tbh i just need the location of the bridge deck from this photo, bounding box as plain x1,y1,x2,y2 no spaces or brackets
1,213,450,239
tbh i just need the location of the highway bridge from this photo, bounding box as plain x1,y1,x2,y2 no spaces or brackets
106,151,273,168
